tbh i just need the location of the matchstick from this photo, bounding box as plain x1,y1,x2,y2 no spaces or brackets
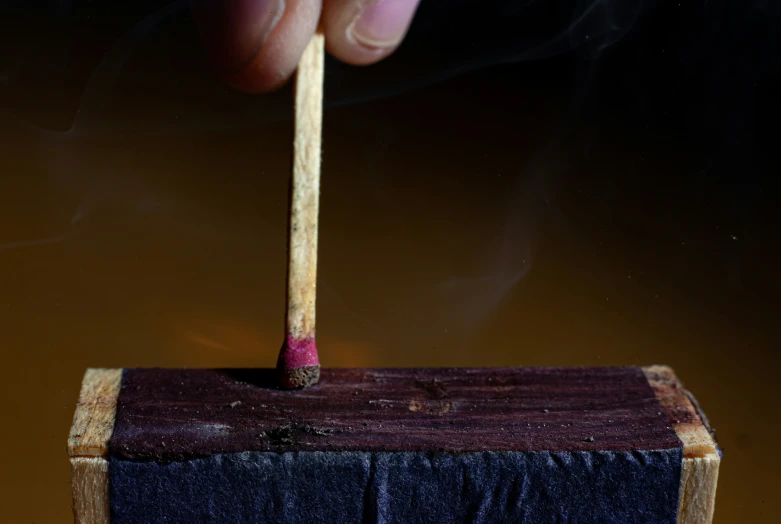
277,33,325,389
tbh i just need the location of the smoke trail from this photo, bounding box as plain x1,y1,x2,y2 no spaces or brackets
325,0,653,109
423,169,543,336
0,195,89,250
3,0,189,138
1,0,654,137
4,0,778,140
0,1,189,247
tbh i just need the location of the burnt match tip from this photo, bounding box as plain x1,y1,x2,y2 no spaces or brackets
277,336,320,389
277,365,321,389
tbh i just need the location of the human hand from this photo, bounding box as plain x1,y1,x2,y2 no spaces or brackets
191,0,421,93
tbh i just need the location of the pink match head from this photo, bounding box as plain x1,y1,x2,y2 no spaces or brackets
277,336,320,389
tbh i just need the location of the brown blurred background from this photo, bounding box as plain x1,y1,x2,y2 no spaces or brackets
1,1,779,522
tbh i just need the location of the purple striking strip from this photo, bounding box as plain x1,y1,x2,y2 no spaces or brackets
109,367,682,463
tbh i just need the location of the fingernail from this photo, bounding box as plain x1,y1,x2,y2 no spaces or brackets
191,0,284,76
350,0,420,49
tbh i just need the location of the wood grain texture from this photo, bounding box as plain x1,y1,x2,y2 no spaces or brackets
68,368,122,458
109,367,683,462
678,453,720,524
643,366,720,524
70,457,110,524
287,32,324,341
69,369,120,524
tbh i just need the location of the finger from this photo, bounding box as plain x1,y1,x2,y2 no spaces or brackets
192,0,322,93
322,0,420,66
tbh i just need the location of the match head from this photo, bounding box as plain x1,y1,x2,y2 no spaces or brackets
277,336,320,389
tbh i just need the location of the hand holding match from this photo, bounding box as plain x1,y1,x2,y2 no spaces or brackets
277,33,325,389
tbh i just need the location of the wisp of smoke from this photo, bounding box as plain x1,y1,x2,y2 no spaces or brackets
1,0,652,137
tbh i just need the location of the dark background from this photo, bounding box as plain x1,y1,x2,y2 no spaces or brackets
1,0,779,521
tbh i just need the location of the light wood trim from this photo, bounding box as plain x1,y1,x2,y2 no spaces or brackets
678,452,720,524
68,368,123,458
643,366,720,524
69,369,121,523
70,457,110,524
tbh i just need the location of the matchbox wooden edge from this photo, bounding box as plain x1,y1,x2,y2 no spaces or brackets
643,365,721,524
68,368,123,458
71,457,110,524
69,368,121,524
67,367,719,524
642,365,718,458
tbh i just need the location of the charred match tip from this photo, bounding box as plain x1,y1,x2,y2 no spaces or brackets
277,365,321,389
277,336,320,389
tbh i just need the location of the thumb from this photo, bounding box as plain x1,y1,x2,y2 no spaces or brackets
322,0,421,66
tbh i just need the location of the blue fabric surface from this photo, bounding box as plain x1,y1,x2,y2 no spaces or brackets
110,449,681,523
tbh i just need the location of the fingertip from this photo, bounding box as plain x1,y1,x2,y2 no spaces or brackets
323,0,420,66
223,49,297,94
194,0,321,94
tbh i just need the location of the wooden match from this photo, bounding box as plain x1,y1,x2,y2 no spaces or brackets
277,33,325,390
